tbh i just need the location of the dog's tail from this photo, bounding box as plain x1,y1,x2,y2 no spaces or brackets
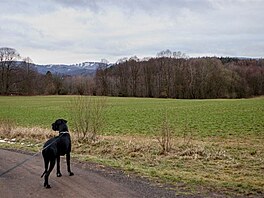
41,170,47,178
41,158,49,177
41,150,50,178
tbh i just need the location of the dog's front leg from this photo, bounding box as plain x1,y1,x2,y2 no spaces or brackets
56,156,62,177
66,153,74,176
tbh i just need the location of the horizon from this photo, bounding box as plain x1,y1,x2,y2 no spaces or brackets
33,54,263,66
7,52,263,66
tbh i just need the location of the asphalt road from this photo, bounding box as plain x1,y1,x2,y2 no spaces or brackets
0,149,178,198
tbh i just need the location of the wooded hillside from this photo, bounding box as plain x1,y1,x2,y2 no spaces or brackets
95,57,264,99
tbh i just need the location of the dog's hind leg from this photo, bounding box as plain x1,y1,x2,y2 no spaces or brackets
44,159,56,188
56,156,62,177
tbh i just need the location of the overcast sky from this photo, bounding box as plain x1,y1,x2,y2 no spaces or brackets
0,0,263,64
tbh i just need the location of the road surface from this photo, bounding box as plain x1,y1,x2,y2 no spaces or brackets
0,149,178,198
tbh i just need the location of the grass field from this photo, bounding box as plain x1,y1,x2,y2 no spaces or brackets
0,96,263,136
0,96,264,196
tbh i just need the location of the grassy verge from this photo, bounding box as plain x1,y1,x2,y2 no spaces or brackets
1,126,263,197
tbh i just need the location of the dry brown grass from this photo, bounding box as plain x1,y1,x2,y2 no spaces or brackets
0,118,15,136
0,126,263,197
73,134,264,196
0,124,56,143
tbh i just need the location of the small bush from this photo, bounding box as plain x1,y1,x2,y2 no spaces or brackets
69,96,107,142
156,111,173,154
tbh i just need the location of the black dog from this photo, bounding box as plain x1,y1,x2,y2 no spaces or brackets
41,119,74,188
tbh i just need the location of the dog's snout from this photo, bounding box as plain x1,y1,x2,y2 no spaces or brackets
52,123,56,131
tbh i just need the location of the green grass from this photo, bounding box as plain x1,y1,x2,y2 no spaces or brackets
0,96,263,137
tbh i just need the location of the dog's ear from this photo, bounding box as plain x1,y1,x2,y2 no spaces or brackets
62,119,67,124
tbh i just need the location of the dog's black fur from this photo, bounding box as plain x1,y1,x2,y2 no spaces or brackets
41,119,74,188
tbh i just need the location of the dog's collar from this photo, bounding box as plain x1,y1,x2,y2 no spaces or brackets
59,131,69,134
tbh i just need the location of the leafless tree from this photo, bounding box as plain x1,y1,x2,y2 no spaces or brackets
0,47,21,94
19,57,37,95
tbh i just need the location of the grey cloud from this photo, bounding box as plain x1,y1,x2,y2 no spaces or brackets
52,0,99,11
0,0,57,15
1,0,264,64
51,0,213,15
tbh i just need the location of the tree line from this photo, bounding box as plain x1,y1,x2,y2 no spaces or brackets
1,47,263,98
0,47,95,95
95,57,264,99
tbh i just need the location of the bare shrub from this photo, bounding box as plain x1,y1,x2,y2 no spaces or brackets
69,96,107,142
156,111,173,154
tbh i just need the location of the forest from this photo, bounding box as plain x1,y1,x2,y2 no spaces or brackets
1,47,263,98
96,57,264,99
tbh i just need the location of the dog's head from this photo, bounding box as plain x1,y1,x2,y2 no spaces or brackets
52,119,68,132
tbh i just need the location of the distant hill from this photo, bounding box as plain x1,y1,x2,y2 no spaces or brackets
17,55,262,77
34,61,111,76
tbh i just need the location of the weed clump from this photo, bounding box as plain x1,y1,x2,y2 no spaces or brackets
0,118,16,138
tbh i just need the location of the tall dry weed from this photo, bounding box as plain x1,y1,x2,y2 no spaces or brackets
156,111,173,154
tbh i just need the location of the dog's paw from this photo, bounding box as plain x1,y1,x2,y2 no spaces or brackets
44,183,51,189
69,172,74,176
57,173,62,177
46,185,51,189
